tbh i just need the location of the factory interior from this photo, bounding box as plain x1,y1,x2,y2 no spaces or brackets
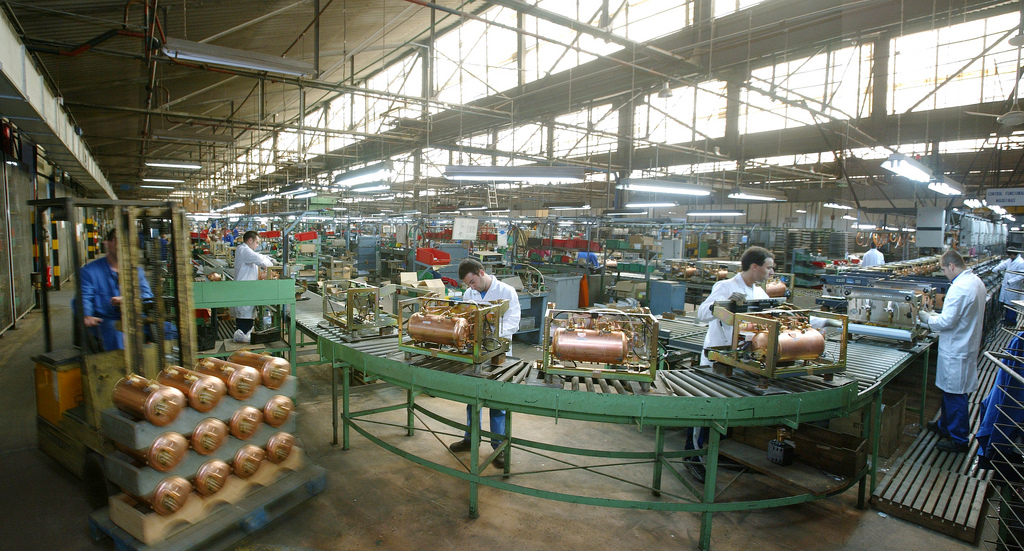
5,1,1024,550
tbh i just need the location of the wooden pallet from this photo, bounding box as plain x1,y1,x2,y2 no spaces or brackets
89,460,327,551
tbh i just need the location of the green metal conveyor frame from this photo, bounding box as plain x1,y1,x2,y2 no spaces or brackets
319,329,932,551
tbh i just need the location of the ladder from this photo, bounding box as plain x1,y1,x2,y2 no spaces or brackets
486,181,499,210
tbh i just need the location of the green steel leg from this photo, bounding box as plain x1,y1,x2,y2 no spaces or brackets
699,427,721,551
407,388,415,436
502,411,511,478
919,347,931,426
332,356,339,446
342,363,351,450
652,425,665,497
469,402,481,518
869,391,883,494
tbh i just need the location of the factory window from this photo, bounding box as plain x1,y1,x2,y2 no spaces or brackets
713,0,769,18
496,124,546,160
553,104,619,158
741,43,873,133
434,7,520,105
890,12,1018,113
635,80,728,144
363,55,423,134
326,93,359,152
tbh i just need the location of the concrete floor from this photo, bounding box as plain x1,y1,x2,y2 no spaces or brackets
0,286,992,550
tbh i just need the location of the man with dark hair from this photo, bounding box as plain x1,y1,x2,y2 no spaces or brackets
448,258,521,468
232,230,275,343
861,244,885,268
918,249,987,453
684,246,775,481
79,229,154,350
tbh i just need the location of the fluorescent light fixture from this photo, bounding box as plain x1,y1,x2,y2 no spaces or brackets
292,191,316,199
444,165,585,184
796,209,807,213
841,215,858,221
458,205,488,211
161,37,316,77
927,177,964,196
852,223,876,229
557,220,574,226
686,210,745,217
993,204,1008,215
279,184,308,196
333,161,394,188
5,161,16,166
1005,214,1017,222
151,130,233,144
215,202,244,212
145,161,202,170
823,202,854,210
604,209,646,216
545,202,590,211
140,184,175,190
143,178,184,183
881,153,932,182
485,208,511,213
727,186,787,201
349,183,390,193
625,202,678,208
402,210,422,215
617,178,712,196
964,198,983,209
253,192,277,202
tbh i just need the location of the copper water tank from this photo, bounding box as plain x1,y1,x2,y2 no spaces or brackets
683,267,698,278
551,328,629,365
193,459,231,496
716,269,729,280
121,432,189,472
207,272,222,282
750,328,825,362
229,406,264,439
191,418,229,455
157,367,226,412
407,313,471,348
112,375,186,426
266,432,296,464
149,476,192,516
233,445,265,478
193,358,261,400
263,395,294,428
765,279,788,298
227,351,289,389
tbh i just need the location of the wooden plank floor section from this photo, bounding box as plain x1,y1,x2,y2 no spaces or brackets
870,325,1012,543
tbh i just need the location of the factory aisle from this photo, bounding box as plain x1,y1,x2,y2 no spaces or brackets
0,290,991,551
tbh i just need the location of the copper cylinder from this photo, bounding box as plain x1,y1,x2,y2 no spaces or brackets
207,272,222,282
765,280,788,298
227,351,289,389
266,432,296,464
233,444,265,478
148,476,192,516
112,375,186,426
407,313,471,348
683,267,698,278
120,432,189,472
750,328,826,362
716,269,729,280
193,358,261,400
193,459,232,496
551,328,629,365
263,395,294,428
229,406,263,440
157,367,227,413
191,418,229,455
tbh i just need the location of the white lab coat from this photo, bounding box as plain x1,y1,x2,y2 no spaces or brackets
999,254,1024,305
231,243,275,319
860,248,885,267
920,269,986,395
696,273,769,366
464,277,521,339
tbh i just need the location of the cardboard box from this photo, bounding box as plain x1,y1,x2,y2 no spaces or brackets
400,272,419,287
299,243,317,254
829,390,906,458
732,423,866,477
629,235,655,246
416,279,445,294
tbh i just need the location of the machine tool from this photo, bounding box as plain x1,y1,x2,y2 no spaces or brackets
540,306,660,383
841,285,933,342
706,300,848,379
320,279,398,340
398,296,510,365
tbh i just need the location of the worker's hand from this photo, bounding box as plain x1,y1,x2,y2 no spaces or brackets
918,309,931,325
84,316,102,327
110,296,122,307
728,291,746,304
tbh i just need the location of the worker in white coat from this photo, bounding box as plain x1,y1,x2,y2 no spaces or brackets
447,258,520,469
995,249,1024,324
918,249,986,453
860,245,885,268
232,230,275,343
683,247,774,481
